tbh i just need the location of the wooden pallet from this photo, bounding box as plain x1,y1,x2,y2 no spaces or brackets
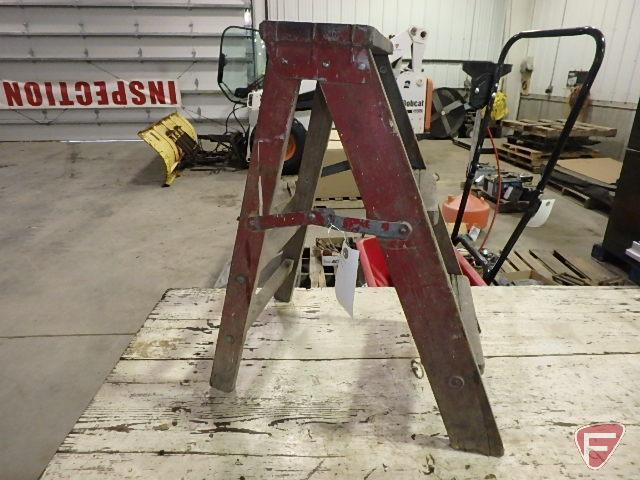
500,249,624,286
298,247,326,289
300,244,343,288
505,133,595,153
503,118,617,138
497,142,599,173
547,180,600,209
41,287,640,479
496,145,544,173
508,141,598,160
501,143,548,161
314,196,364,209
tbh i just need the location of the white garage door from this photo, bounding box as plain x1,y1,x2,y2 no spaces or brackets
0,0,251,140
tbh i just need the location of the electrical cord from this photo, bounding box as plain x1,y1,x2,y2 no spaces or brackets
225,102,248,136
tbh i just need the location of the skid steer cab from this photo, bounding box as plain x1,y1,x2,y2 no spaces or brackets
138,26,312,186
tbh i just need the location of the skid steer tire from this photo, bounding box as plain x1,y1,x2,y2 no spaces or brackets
282,119,307,175
250,118,307,175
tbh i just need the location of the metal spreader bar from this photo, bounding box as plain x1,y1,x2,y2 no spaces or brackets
249,208,412,240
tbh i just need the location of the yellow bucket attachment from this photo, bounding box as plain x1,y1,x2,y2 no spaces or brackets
138,112,198,186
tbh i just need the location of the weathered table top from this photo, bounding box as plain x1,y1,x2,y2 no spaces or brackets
42,286,640,479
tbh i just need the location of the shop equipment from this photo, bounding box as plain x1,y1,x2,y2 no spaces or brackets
451,27,606,284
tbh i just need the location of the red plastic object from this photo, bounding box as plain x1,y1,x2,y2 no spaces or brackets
356,237,393,286
442,194,490,230
358,236,486,287
455,250,487,286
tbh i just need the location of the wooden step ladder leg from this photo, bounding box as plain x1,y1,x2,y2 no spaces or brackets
430,209,485,371
210,71,301,392
275,87,333,302
372,53,426,171
432,209,463,275
373,51,487,372
321,60,503,456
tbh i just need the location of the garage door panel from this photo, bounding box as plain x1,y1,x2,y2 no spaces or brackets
1,60,224,92
0,106,238,126
0,119,223,141
0,7,246,34
4,0,246,7
0,1,248,139
0,36,225,60
0,92,245,124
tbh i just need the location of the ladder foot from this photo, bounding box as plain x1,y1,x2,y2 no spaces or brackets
209,370,237,393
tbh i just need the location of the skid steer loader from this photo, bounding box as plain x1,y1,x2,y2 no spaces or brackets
139,25,432,186
138,26,313,186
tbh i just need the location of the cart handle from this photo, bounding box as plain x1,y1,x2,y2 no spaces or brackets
451,27,606,284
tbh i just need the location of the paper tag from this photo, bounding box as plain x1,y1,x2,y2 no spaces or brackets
334,244,359,318
321,255,340,267
468,225,481,241
527,198,555,228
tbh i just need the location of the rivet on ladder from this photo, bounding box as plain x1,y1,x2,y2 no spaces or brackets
448,375,465,389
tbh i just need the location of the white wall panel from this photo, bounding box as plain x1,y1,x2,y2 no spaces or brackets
526,0,640,104
265,0,509,90
3,60,224,92
0,0,250,140
0,6,243,34
0,37,224,59
5,0,637,141
263,0,640,112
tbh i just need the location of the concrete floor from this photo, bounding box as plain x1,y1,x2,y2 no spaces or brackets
0,139,610,479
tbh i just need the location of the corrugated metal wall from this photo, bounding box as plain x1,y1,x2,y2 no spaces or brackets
265,0,510,91
526,0,640,104
0,0,250,140
517,0,640,159
3,0,639,142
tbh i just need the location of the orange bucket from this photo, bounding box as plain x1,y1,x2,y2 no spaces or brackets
442,194,490,230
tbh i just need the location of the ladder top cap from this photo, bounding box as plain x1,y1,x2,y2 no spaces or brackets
260,21,393,55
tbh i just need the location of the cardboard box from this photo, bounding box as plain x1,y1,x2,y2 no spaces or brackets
314,130,435,207
314,131,360,199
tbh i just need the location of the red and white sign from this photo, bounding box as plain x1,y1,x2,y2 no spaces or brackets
575,422,625,470
0,79,181,109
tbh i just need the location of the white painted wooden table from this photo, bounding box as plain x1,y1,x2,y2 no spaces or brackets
42,287,640,479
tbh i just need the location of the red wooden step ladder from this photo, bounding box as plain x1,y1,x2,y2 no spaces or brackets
209,21,503,457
